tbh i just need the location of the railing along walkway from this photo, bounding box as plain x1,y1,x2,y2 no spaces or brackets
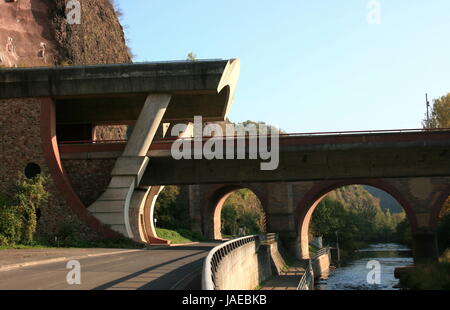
260,260,309,290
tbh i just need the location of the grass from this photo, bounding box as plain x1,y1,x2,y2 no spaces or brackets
255,276,273,290
0,237,144,250
0,244,56,250
156,228,205,244
309,244,319,257
0,228,207,250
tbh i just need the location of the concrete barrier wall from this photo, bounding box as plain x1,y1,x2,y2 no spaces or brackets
268,240,286,275
312,252,331,278
214,237,278,290
214,240,272,290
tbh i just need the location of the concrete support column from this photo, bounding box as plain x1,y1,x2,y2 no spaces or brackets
266,213,298,258
265,183,299,258
412,231,439,263
88,94,171,241
123,94,171,157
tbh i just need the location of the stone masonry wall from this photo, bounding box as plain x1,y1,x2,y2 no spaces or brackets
62,159,115,206
0,98,97,240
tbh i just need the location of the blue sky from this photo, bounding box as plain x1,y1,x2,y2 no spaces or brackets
117,0,450,133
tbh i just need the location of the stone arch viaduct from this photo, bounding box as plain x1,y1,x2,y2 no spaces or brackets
0,60,449,263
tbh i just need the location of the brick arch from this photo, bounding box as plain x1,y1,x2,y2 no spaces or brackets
295,179,417,259
429,185,450,229
201,183,268,240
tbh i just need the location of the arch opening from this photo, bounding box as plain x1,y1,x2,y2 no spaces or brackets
150,185,199,244
205,185,266,240
436,196,450,257
297,182,415,261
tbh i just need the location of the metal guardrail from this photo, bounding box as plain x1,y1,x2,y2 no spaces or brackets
202,235,259,290
297,260,314,290
297,247,331,290
312,246,331,260
260,233,277,244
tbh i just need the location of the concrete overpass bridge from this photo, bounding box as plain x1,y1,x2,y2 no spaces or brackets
1,60,449,264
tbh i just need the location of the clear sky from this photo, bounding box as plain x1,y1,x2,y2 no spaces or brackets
117,0,450,133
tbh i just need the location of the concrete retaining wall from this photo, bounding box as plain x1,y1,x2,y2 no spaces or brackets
214,240,273,290
312,252,331,278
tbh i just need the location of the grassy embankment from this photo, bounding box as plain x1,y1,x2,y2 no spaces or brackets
0,237,144,250
155,228,205,244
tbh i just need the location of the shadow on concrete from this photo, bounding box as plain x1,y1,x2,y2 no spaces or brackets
137,258,204,290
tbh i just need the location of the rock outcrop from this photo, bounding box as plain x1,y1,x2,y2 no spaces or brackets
0,0,131,67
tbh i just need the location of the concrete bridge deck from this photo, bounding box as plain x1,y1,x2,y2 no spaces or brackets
57,129,450,185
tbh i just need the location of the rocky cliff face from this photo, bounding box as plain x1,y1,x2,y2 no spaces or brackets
0,0,57,67
0,0,131,67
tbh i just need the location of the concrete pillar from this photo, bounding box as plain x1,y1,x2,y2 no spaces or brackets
88,94,171,242
123,94,171,156
278,231,299,259
186,185,203,234
412,231,439,264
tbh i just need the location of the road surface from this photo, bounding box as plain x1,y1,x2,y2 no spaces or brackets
0,243,218,290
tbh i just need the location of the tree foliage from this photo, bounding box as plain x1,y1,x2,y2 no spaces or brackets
186,52,197,62
0,174,49,246
423,93,450,129
154,186,191,230
309,186,406,253
221,189,266,236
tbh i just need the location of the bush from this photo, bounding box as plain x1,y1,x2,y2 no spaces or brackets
0,174,49,246
0,207,23,245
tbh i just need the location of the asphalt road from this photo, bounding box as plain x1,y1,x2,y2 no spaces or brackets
0,243,219,290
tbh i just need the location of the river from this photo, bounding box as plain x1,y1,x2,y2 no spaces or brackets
315,243,413,290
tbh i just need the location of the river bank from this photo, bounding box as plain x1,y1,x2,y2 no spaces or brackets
316,243,413,290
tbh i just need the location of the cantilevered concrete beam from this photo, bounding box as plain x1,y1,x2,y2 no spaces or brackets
0,59,240,122
88,94,171,239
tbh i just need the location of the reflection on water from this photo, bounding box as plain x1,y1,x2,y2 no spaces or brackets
315,243,413,290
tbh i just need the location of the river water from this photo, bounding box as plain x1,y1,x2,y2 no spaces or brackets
315,243,413,290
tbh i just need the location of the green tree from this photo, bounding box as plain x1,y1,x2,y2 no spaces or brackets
154,186,191,230
423,93,450,129
0,174,49,246
186,52,197,62
220,189,266,236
